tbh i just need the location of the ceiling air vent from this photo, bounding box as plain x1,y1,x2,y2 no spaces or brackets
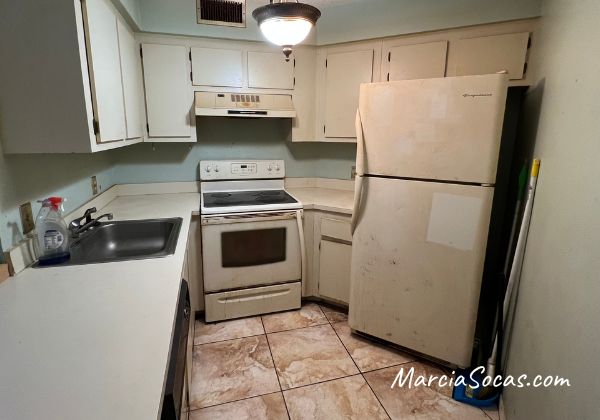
197,0,246,28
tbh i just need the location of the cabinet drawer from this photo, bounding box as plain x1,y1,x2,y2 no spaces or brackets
321,217,352,242
204,282,301,322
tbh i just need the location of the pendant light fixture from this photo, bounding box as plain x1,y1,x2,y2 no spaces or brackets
253,0,321,61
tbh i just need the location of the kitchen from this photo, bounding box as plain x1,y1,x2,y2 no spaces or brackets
0,0,598,419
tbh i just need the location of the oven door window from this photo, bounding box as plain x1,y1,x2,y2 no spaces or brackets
221,227,287,268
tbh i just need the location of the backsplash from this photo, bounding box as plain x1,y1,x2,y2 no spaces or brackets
110,117,357,184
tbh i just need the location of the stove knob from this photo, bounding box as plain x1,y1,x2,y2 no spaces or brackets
205,165,212,172
274,164,280,171
267,165,273,171
214,166,219,172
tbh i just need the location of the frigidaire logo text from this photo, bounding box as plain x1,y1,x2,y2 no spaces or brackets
462,93,493,98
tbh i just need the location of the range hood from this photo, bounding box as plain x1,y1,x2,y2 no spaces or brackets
195,91,296,118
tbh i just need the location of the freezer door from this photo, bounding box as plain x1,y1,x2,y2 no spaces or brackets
349,176,494,367
358,74,508,184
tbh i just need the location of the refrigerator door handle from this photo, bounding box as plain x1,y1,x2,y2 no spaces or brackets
351,109,366,235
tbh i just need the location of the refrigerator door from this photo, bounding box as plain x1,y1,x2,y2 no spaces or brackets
349,176,494,367
357,74,508,184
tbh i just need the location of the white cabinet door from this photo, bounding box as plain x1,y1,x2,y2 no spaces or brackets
83,0,126,143
116,19,143,139
142,43,191,138
324,50,373,138
387,41,447,81
319,240,352,304
191,47,243,87
247,51,294,89
455,32,530,80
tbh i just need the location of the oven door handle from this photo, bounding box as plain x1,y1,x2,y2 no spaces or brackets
295,210,307,287
201,211,299,225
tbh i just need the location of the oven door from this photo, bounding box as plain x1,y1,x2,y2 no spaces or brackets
201,211,302,292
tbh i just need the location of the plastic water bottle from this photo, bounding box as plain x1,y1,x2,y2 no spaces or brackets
36,197,70,265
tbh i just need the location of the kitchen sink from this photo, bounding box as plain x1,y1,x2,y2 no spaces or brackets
37,218,182,266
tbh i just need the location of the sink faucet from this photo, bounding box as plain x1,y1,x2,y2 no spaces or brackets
69,207,113,237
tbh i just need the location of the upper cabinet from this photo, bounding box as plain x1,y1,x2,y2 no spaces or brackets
247,51,295,89
83,0,126,143
116,20,144,140
385,41,448,81
453,32,530,80
141,44,192,139
191,47,243,87
0,0,143,153
324,50,374,139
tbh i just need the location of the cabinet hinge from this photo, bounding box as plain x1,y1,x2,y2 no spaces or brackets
293,77,296,87
325,59,327,68
323,125,326,134
189,50,192,61
92,119,100,135
139,45,143,59
388,52,391,62
293,58,296,68
387,73,390,82
146,123,150,134
190,71,193,82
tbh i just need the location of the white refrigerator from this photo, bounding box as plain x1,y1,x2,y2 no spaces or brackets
349,74,509,368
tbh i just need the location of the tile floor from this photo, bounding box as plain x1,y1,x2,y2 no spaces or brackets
189,303,499,420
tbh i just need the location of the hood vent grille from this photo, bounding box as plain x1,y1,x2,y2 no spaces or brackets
197,0,246,27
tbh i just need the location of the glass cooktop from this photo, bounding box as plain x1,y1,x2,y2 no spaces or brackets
203,190,299,208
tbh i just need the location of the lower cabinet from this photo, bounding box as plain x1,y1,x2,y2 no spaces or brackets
306,211,353,305
318,239,352,304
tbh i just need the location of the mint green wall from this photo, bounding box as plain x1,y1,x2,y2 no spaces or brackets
111,118,356,184
0,138,115,251
134,0,541,45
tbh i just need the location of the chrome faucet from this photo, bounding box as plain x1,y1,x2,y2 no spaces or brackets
69,207,113,237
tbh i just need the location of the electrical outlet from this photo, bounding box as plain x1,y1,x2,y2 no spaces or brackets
351,166,357,180
91,176,99,195
19,202,35,234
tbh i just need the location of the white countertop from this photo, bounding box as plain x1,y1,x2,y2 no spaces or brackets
0,184,352,420
0,193,199,420
287,187,354,215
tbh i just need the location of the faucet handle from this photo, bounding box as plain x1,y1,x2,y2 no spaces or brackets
83,207,97,223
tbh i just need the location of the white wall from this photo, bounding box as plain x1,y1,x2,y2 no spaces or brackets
503,1,600,419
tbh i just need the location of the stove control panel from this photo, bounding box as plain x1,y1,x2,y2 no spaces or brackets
200,160,285,180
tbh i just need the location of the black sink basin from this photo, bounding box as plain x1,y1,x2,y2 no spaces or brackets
37,218,182,266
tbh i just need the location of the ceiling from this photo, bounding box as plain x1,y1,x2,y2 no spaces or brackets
118,0,541,45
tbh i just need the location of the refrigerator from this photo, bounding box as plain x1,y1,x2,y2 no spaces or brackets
349,74,509,368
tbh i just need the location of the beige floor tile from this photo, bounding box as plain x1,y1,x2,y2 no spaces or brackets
268,324,359,389
332,321,414,372
480,405,500,420
190,335,280,409
320,305,349,323
364,362,489,419
262,303,328,333
283,375,389,420
189,393,288,420
194,316,264,345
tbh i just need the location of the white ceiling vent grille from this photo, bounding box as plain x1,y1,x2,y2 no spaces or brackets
197,0,246,28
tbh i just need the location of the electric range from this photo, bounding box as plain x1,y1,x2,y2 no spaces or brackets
199,160,304,322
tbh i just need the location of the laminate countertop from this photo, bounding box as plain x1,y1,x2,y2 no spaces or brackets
287,187,354,215
0,193,199,420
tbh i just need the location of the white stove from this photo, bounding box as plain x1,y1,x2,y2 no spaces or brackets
200,160,302,215
199,160,304,322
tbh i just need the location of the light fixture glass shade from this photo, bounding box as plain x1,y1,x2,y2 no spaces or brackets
259,17,313,46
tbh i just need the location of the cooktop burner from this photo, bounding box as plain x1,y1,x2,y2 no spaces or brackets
203,190,299,208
